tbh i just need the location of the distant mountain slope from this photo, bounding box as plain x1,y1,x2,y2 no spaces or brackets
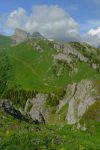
7,40,63,91
11,28,46,45
4,38,99,93
0,34,12,48
0,104,100,150
0,29,100,130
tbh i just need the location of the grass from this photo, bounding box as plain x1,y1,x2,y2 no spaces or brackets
0,35,12,48
80,101,100,125
72,62,100,82
0,39,100,150
0,109,100,150
5,41,100,93
6,42,70,91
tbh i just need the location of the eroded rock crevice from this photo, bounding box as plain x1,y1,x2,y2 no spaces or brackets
0,79,99,126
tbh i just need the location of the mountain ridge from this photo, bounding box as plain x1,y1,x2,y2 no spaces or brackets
0,29,100,149
0,28,100,127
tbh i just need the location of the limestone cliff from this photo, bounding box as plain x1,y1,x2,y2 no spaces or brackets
11,28,29,45
24,79,100,125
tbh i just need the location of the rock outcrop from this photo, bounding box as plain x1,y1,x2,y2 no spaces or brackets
11,28,29,45
11,28,46,47
23,79,99,125
54,42,88,63
1,79,99,126
57,79,99,124
24,93,48,124
54,43,88,64
32,32,45,40
53,41,100,79
0,99,28,121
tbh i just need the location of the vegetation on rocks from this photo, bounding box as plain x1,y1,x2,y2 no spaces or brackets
0,49,11,97
0,30,100,149
0,108,100,150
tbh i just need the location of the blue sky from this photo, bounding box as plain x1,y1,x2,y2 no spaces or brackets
0,0,100,46
0,0,100,30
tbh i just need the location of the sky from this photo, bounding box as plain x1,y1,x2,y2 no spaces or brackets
0,0,100,46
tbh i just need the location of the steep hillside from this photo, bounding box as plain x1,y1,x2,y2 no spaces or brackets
0,30,100,149
4,39,100,93
0,35,12,48
0,99,100,149
1,34,99,125
6,40,60,91
0,49,11,97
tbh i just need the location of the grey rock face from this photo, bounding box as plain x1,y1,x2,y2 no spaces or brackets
54,42,88,63
32,32,45,40
56,83,77,113
33,42,43,52
24,93,48,123
53,42,89,78
56,79,99,125
54,43,64,52
66,80,98,124
53,53,72,63
11,29,46,45
92,63,97,69
11,28,29,44
24,80,99,125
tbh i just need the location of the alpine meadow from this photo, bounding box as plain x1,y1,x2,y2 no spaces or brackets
0,1,100,150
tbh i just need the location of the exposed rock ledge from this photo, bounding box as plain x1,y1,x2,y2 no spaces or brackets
24,79,99,125
66,80,98,124
57,79,99,124
24,93,48,124
0,99,45,124
1,79,99,126
0,100,28,121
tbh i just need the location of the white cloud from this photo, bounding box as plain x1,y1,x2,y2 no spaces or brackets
5,5,80,41
88,27,100,36
80,19,100,34
6,7,27,28
1,5,100,47
84,26,100,47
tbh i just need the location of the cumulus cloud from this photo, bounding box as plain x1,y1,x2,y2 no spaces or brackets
6,7,27,28
84,27,100,47
1,5,100,47
88,27,100,36
5,5,80,41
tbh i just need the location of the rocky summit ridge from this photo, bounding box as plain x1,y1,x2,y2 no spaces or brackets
1,79,99,129
23,79,100,126
0,28,100,129
11,28,45,45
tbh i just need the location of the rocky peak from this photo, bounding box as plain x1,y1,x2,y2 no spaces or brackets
32,32,45,40
11,28,30,45
14,28,28,36
11,29,46,45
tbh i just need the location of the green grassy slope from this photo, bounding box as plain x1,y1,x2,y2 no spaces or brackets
7,42,63,91
0,35,12,48
0,38,100,150
0,49,11,97
0,109,100,150
81,101,100,125
5,40,100,93
6,41,68,91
